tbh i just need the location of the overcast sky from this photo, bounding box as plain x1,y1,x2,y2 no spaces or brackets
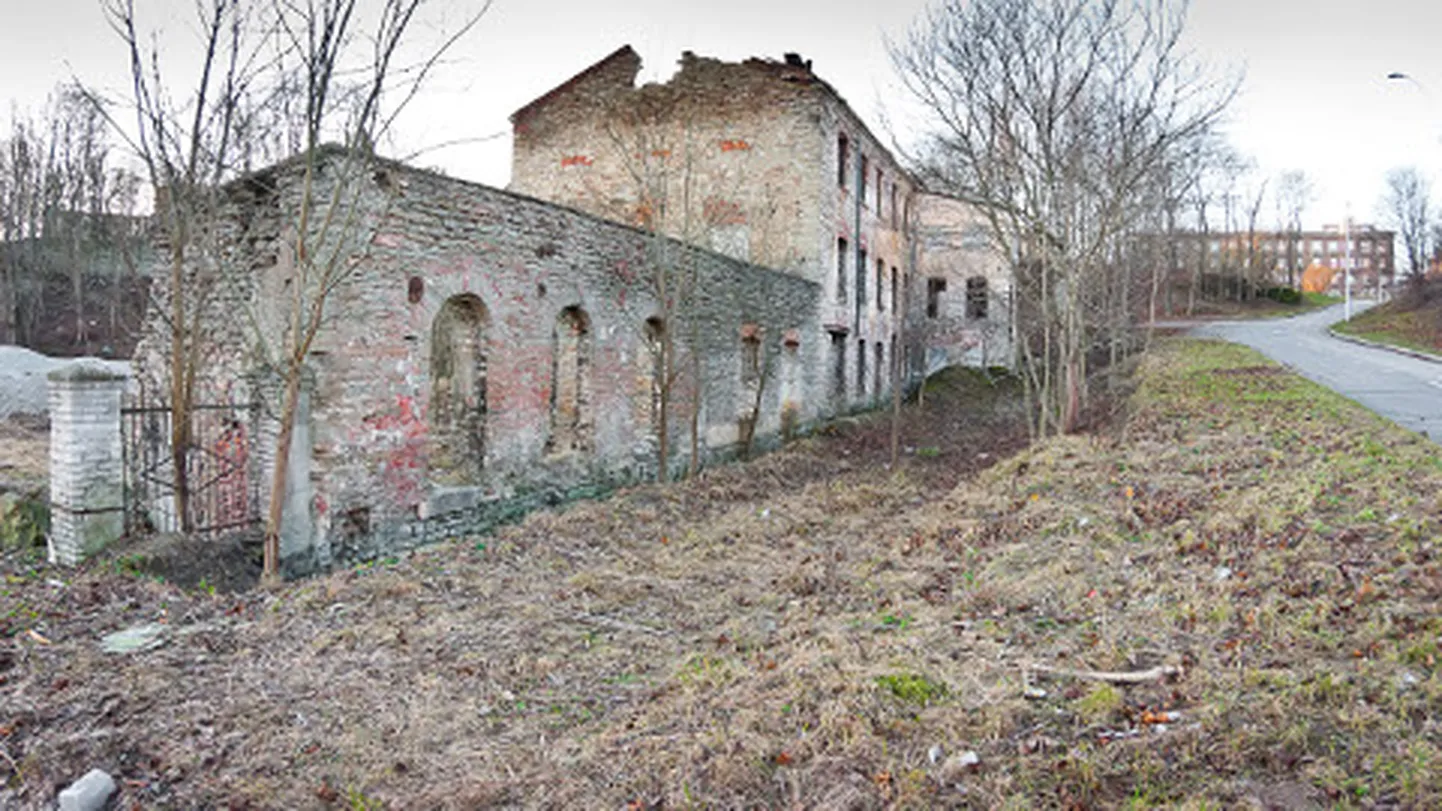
4,0,1441,230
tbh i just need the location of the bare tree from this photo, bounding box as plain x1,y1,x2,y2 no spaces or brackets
1275,170,1313,288
0,90,142,352
1241,176,1269,299
103,0,486,576
99,0,272,533
1381,165,1432,283
250,0,487,578
587,90,781,479
892,0,1235,435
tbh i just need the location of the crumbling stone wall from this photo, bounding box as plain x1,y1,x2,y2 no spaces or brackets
139,151,823,574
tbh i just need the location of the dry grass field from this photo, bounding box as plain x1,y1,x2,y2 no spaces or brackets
2,339,1440,809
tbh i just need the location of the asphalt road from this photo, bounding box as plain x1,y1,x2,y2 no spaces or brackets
1191,302,1442,443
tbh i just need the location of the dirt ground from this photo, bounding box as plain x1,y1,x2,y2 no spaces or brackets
0,415,48,496
3,344,1441,809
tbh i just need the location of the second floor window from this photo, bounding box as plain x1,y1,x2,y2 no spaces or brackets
966,276,989,320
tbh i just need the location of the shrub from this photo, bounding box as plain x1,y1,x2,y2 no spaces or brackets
0,493,49,551
1263,286,1303,305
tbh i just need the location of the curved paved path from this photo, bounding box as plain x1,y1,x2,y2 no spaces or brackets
1190,302,1442,443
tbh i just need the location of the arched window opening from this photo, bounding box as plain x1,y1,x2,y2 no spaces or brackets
548,306,593,455
644,316,666,437
430,294,487,483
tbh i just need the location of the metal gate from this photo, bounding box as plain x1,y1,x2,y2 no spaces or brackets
120,399,261,536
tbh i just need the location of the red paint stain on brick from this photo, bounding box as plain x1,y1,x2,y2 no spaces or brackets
363,394,429,506
560,155,593,168
719,139,751,152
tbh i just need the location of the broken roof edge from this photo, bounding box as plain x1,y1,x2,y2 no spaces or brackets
509,44,920,189
510,44,642,125
217,144,823,297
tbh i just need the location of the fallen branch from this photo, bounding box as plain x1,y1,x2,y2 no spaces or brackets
1027,663,1182,684
572,612,667,637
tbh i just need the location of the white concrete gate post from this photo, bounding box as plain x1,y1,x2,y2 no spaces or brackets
47,360,128,565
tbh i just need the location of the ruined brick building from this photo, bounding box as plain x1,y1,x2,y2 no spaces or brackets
131,47,1012,575
511,45,1013,404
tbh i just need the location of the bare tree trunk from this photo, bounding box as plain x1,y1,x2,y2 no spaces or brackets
262,363,301,578
167,241,194,532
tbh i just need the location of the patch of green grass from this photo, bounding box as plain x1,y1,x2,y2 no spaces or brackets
875,672,948,705
1333,298,1442,355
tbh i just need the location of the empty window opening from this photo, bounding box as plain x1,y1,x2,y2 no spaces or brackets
856,338,866,400
856,248,868,322
875,168,883,212
890,185,899,229
890,267,899,317
430,294,488,483
966,276,989,320
876,258,886,311
780,335,801,437
836,238,848,303
644,317,666,438
741,326,762,385
837,134,849,188
548,306,593,455
873,341,883,402
860,155,869,203
926,278,947,319
830,332,847,407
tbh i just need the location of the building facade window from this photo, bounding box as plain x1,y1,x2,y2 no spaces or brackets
643,317,665,442
966,276,989,320
926,277,946,318
430,294,488,482
547,306,593,455
873,341,883,402
890,267,899,317
741,327,762,384
860,155,869,203
831,332,846,408
856,248,868,312
856,338,866,399
836,238,848,303
837,134,849,188
876,258,886,311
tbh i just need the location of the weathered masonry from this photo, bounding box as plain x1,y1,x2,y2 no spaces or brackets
106,48,1014,576
510,45,1012,409
132,151,822,574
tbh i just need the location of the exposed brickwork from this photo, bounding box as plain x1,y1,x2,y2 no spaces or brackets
126,48,1018,577
508,46,1000,413
137,152,823,574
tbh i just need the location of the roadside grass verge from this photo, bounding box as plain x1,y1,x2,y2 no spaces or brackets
1334,300,1442,356
2,339,1440,809
1182,292,1341,321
